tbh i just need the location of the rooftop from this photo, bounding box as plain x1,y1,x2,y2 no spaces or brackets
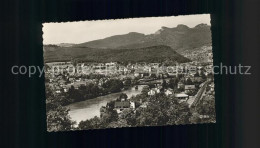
175,93,189,98
115,101,130,108
185,85,195,89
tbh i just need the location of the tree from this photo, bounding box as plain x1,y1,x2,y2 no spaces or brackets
168,78,178,89
90,84,100,96
206,85,211,92
67,85,83,102
201,71,207,80
141,86,150,96
162,79,167,90
47,106,76,132
166,101,191,125
119,109,136,126
186,90,197,96
176,87,184,93
134,94,192,126
148,83,155,89
78,116,102,130
100,108,118,124
177,74,184,78
102,79,124,93
46,85,75,132
119,93,128,100
132,76,140,85
106,100,115,109
150,73,157,79
196,95,216,123
189,112,201,124
194,72,200,77
124,78,132,87
185,78,193,85
207,73,214,80
107,119,129,128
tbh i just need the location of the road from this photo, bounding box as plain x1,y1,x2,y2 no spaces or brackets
189,81,209,108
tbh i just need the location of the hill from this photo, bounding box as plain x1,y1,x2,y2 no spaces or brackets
75,24,212,52
43,45,190,63
75,32,145,49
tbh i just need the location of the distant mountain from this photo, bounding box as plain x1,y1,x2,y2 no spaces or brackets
75,24,212,52
43,45,190,63
75,32,145,49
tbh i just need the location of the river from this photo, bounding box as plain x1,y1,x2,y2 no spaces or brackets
66,85,147,124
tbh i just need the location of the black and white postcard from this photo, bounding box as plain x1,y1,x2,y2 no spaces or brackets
43,14,216,132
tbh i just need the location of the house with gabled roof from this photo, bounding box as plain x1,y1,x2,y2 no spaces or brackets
114,101,131,113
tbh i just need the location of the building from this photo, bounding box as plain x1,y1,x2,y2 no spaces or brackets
167,66,178,77
130,101,135,109
148,88,160,96
114,101,130,113
134,68,147,78
188,65,197,75
105,62,117,74
55,90,61,94
148,89,156,96
139,102,148,108
194,76,203,82
177,81,185,89
185,85,196,93
164,88,174,96
150,63,160,68
67,66,76,75
105,62,117,67
175,93,189,101
210,83,215,91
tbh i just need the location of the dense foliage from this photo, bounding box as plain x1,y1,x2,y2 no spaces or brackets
63,79,124,105
196,94,216,123
44,45,190,64
46,73,215,131
46,86,76,132
102,79,124,93
77,93,192,130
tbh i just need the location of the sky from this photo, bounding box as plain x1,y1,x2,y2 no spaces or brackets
43,14,210,45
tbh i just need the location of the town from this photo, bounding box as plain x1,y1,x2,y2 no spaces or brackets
43,16,216,131
45,60,214,99
45,47,215,131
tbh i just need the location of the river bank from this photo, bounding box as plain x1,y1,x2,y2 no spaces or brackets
66,85,146,124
